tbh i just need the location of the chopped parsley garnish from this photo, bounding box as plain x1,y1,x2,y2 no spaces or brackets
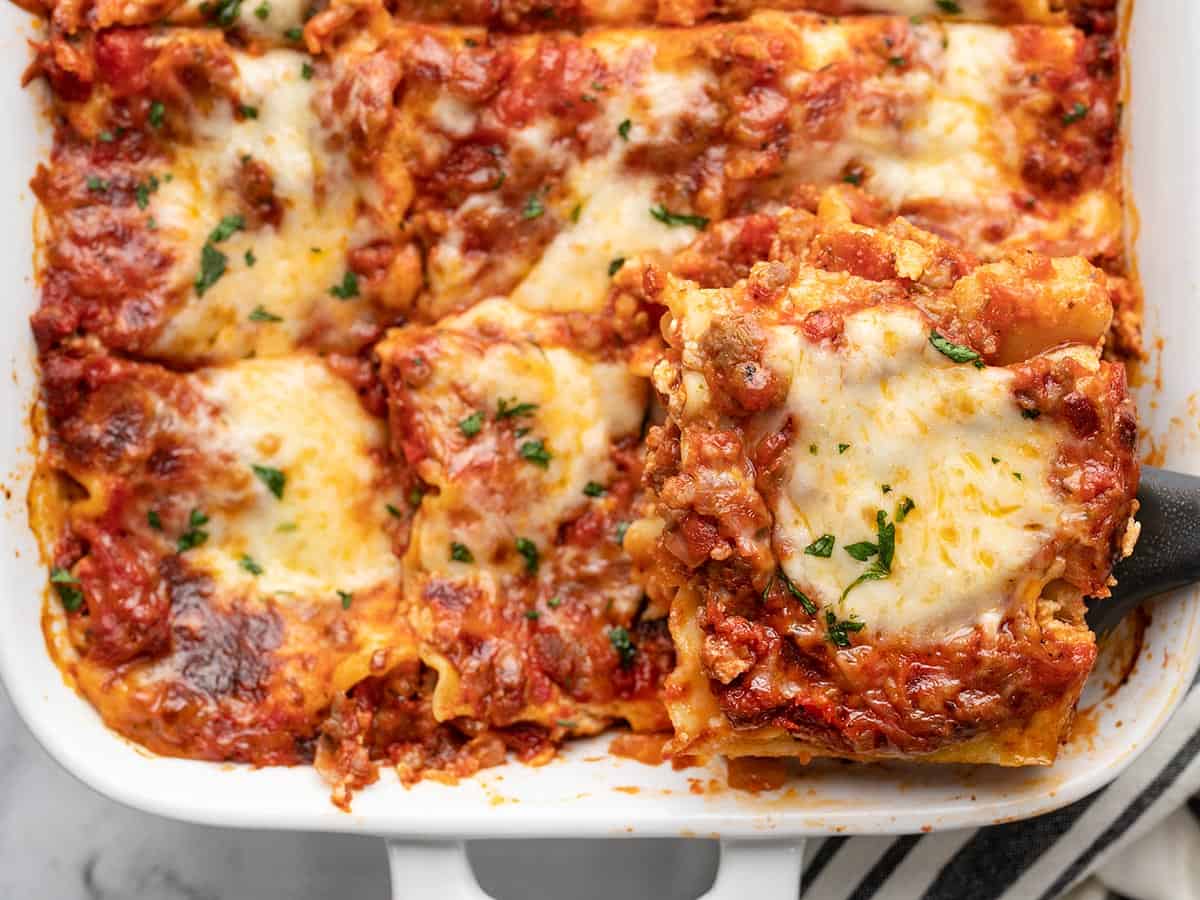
147,217,157,230
147,509,163,531
935,0,962,12
244,249,256,267
1014,472,1024,481
881,483,893,494
251,464,286,499
86,176,109,193
254,0,269,17
148,101,165,129
497,398,538,419
98,130,114,143
992,456,1001,464
838,443,850,454
804,534,835,558
826,610,866,648
459,410,484,438
547,596,562,609
764,569,817,615
895,496,916,522
583,481,606,497
614,521,629,546
409,486,425,507
276,522,298,532
239,104,259,120
557,719,576,728
284,25,302,40
522,193,545,220
338,589,353,610
519,439,552,468
524,609,540,620
386,503,403,518
617,118,632,140
239,554,264,575
844,541,878,562
329,271,359,299
809,443,819,455
570,203,582,223
195,244,228,295
450,542,474,563
208,0,242,26
1062,102,1089,125
929,330,982,366
177,508,210,552
135,174,160,210
608,625,636,668
50,567,84,612
301,61,314,80
842,169,863,186
841,509,895,601
515,537,539,574
887,56,906,67
1021,408,1041,420
248,305,282,322
650,205,709,230
608,257,626,277
209,214,245,244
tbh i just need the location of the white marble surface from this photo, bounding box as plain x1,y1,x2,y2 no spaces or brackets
0,684,718,899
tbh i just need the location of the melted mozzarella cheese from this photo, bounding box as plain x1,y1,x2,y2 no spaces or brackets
759,305,1085,636
430,94,478,138
403,300,646,575
170,0,309,40
788,25,1017,208
511,159,699,313
150,50,365,363
187,356,401,600
509,60,715,314
632,64,720,132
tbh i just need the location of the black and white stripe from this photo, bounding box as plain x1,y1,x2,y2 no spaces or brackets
800,680,1200,900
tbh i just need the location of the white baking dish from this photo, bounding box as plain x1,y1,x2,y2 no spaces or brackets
2,3,1198,897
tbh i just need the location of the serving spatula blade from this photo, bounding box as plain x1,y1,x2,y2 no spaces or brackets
1087,466,1200,637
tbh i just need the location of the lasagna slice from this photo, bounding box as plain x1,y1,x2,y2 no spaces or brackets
31,346,414,763
629,194,1138,763
376,300,672,734
28,29,416,365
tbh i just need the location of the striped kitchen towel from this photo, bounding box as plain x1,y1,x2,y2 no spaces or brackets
799,677,1200,900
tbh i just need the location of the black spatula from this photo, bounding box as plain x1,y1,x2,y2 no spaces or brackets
1087,467,1200,637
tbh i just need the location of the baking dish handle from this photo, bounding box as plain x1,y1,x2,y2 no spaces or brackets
386,837,806,899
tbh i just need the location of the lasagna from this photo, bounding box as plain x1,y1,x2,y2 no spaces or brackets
627,194,1138,762
15,0,1138,804
376,299,672,734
